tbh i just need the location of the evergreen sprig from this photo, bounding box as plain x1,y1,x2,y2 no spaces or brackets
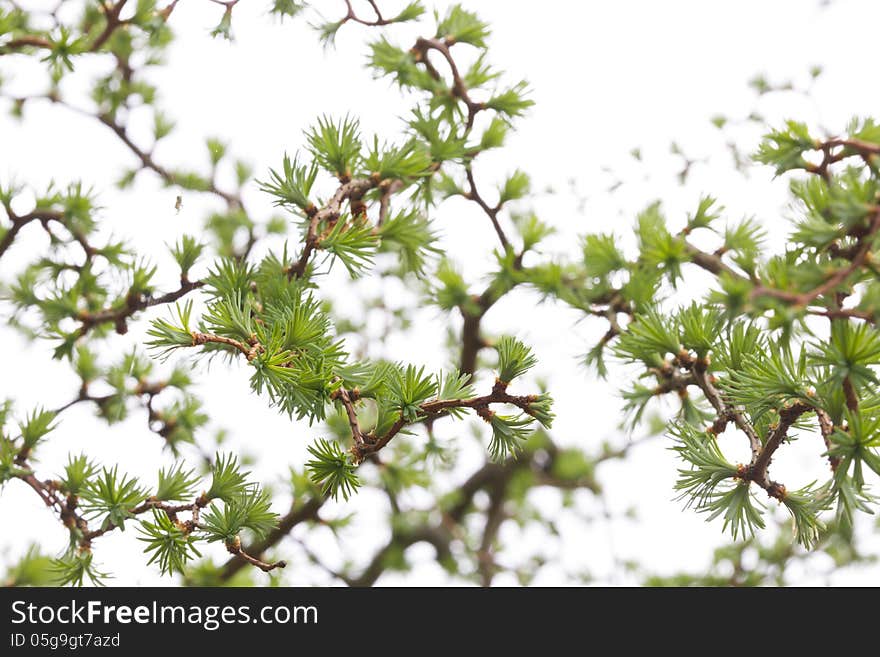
50,551,109,587
495,336,537,384
306,115,361,179
206,453,249,503
139,511,202,576
259,154,319,212
306,439,360,501
155,462,200,502
80,467,147,532
488,413,533,461
201,485,279,543
387,364,437,422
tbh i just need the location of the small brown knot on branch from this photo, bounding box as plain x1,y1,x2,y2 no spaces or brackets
476,406,494,423
675,348,694,367
245,343,264,362
694,354,710,373
765,481,786,501
226,536,287,573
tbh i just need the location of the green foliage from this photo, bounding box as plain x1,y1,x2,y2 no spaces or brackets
387,364,437,421
306,439,360,500
50,551,109,587
435,371,476,417
755,120,815,174
155,462,199,502
306,115,361,179
146,301,196,359
42,27,85,76
678,303,723,358
270,1,307,20
707,481,766,542
582,234,626,279
319,216,378,277
6,0,875,589
435,5,489,47
377,209,439,275
206,453,249,503
723,341,811,420
812,321,880,389
201,485,279,543
364,137,433,181
723,219,765,274
0,434,27,485
782,487,825,548
614,308,681,365
495,336,537,383
637,204,686,283
434,259,478,313
170,236,205,277
498,170,530,204
60,453,97,496
139,511,202,576
210,7,234,41
687,196,723,231
2,545,56,586
19,407,56,450
480,117,508,150
671,423,740,509
259,154,318,212
485,82,533,118
488,413,533,461
153,111,175,140
81,467,147,532
514,213,554,252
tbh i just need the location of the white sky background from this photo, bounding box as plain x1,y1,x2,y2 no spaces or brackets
2,0,880,585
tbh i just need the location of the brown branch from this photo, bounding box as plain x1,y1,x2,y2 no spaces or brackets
842,376,859,412
190,331,261,360
652,370,695,396
332,385,366,446
680,203,880,325
89,0,130,52
751,209,880,306
96,113,241,208
465,166,510,252
747,401,812,499
225,538,286,573
0,208,67,259
20,473,62,509
219,497,323,581
477,481,506,587
0,218,24,259
412,37,484,130
351,388,541,462
812,307,875,323
377,179,404,226
0,35,52,53
287,178,377,279
459,305,488,377
688,359,762,460
815,407,840,471
348,525,454,587
459,265,529,376
821,137,880,159
347,436,628,586
83,490,215,543
78,278,204,336
343,0,393,26
683,242,742,279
